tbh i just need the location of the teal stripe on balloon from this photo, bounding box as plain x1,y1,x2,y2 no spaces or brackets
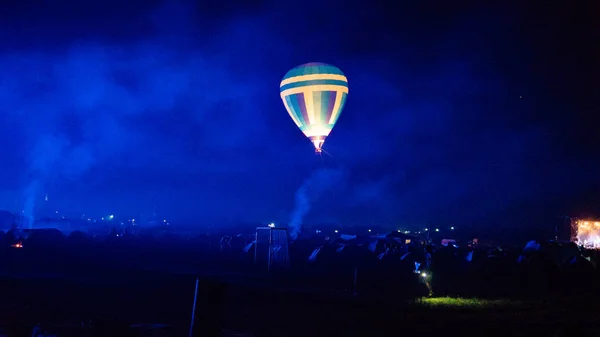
285,95,304,127
317,91,329,125
282,62,346,79
285,95,303,124
284,95,302,126
280,79,348,92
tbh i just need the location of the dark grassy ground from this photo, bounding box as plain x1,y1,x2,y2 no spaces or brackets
1,242,599,336
1,271,600,337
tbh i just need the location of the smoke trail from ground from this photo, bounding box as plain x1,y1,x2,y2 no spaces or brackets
20,134,73,228
289,168,347,240
2,0,283,222
22,180,39,229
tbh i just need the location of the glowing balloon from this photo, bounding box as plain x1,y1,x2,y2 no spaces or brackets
279,62,348,153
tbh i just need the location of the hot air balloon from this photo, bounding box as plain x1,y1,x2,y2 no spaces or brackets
279,62,348,154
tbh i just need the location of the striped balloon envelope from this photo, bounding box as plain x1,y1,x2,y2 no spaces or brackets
279,62,349,154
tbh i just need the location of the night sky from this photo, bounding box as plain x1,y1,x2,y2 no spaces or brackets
0,0,598,234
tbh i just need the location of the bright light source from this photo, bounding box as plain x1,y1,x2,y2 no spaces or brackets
268,223,275,228
450,226,455,230
108,215,114,220
435,228,440,232
404,231,410,234
368,229,372,232
334,230,339,233
576,219,600,249
424,228,428,231
397,230,401,232
421,273,427,277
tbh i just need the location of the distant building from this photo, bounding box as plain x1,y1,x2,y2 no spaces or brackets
254,227,290,272
555,217,574,242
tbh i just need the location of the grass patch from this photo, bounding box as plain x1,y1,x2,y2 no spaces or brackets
419,297,521,309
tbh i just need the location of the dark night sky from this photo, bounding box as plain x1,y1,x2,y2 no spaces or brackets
0,0,598,234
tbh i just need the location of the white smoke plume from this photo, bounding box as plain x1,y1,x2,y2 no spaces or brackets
21,134,71,228
289,168,347,240
22,180,39,229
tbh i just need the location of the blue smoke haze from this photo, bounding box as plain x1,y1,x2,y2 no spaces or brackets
289,168,349,239
0,1,597,232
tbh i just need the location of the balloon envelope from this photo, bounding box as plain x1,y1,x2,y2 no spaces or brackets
279,62,349,153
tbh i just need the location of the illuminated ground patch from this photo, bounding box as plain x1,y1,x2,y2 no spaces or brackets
419,297,524,308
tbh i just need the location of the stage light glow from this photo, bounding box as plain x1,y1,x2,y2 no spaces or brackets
576,219,600,249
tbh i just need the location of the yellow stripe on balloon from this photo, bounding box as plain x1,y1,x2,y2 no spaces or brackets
280,74,348,86
280,85,349,98
328,91,344,125
312,91,323,124
303,90,316,124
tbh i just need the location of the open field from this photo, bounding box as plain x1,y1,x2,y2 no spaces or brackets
1,271,600,337
1,235,599,336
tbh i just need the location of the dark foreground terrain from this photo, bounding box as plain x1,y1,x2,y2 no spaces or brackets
1,232,600,336
1,269,600,337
